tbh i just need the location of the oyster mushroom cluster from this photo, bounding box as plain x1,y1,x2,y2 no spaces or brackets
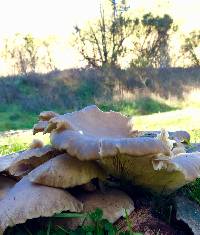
0,105,200,234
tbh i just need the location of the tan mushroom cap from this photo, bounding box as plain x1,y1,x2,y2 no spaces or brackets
79,189,134,223
29,139,44,149
0,176,16,200
54,189,134,229
39,111,59,121
33,120,49,135
45,105,132,136
150,152,200,193
0,146,59,178
48,106,170,161
0,177,83,235
140,130,190,143
29,153,106,188
50,130,170,161
46,105,196,194
33,111,58,135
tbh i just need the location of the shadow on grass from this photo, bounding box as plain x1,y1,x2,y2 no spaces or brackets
99,97,177,116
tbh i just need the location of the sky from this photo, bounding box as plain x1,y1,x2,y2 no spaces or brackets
0,0,199,72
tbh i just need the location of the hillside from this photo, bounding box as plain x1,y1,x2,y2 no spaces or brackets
0,67,200,131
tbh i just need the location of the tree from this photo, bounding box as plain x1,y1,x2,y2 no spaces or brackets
42,36,57,71
2,34,57,75
130,13,175,69
181,30,200,67
23,34,39,73
73,0,139,68
2,34,40,74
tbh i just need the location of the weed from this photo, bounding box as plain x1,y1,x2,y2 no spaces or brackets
183,178,200,205
5,209,143,235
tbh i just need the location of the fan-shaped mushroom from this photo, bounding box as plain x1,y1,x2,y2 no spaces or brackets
43,105,200,193
53,189,134,229
0,177,83,235
29,153,106,188
47,106,170,160
0,146,60,178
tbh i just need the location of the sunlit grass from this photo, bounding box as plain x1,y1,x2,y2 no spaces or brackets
0,131,49,156
134,108,200,142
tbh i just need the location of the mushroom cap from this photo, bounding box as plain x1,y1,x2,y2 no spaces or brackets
47,105,170,160
45,105,131,137
151,152,200,192
39,111,59,121
44,105,197,193
78,189,134,223
0,146,59,178
141,130,190,143
0,177,83,234
50,130,170,161
53,189,134,229
33,111,58,135
29,153,106,188
0,176,16,200
33,120,49,135
29,139,44,149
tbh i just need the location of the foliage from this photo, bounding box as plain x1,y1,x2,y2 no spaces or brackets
2,34,56,74
0,104,38,131
184,179,200,205
181,30,200,67
5,209,143,235
131,13,175,69
0,136,29,156
73,0,139,68
73,0,176,70
99,97,176,116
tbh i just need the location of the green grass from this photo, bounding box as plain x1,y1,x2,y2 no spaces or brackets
0,97,177,132
99,97,177,116
5,209,142,235
184,179,200,205
0,131,49,156
0,104,38,131
134,108,200,142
